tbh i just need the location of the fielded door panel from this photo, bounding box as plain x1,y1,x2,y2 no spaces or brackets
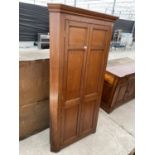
80,25,110,135
115,83,127,104
125,76,135,99
61,21,89,145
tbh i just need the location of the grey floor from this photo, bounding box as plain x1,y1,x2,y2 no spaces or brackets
19,48,135,155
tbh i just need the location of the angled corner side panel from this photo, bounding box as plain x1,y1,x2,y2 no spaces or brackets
49,12,64,152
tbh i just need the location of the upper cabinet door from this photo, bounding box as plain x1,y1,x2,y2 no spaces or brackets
61,21,89,145
80,24,110,134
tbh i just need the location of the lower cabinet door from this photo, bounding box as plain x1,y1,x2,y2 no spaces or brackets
116,83,127,104
61,104,80,144
102,82,113,104
125,76,135,99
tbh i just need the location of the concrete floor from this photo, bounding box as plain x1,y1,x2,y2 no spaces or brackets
19,48,135,155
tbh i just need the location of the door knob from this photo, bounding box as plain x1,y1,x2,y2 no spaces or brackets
84,46,87,50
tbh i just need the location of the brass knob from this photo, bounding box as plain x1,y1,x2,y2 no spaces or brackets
84,46,87,50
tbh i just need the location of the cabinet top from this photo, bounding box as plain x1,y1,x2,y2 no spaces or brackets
106,57,135,77
48,4,118,22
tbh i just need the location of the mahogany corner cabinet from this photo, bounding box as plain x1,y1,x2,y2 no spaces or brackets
48,4,118,152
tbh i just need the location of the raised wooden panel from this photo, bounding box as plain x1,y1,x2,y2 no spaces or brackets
65,98,80,108
91,29,106,49
80,100,96,134
62,105,79,142
85,50,103,94
20,60,49,106
19,99,49,139
68,22,88,50
66,50,84,100
69,27,87,48
125,77,135,99
102,82,112,103
116,84,127,103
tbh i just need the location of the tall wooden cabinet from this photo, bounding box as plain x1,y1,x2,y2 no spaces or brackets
48,4,118,152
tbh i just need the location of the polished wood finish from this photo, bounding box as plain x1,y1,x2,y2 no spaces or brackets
19,59,49,139
48,4,118,152
101,57,135,113
48,3,117,22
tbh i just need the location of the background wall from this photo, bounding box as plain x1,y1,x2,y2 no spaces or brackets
113,19,134,33
19,2,135,41
19,2,49,41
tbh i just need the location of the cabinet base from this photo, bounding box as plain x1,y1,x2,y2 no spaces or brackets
101,98,134,113
50,130,97,152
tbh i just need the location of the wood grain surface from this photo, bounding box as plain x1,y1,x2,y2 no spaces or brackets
48,4,117,152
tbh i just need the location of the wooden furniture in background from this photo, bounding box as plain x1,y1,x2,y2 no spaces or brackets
129,148,135,155
101,57,135,113
48,4,117,152
19,59,49,139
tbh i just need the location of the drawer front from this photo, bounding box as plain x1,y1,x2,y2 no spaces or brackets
104,73,115,85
